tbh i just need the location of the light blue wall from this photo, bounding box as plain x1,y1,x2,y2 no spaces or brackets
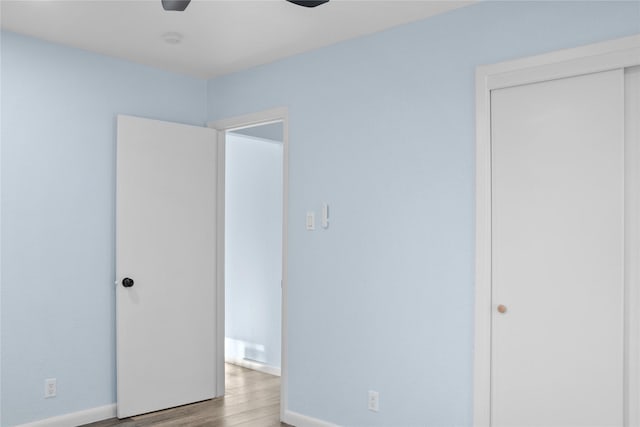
207,1,640,425
2,1,639,426
225,132,282,369
1,31,207,426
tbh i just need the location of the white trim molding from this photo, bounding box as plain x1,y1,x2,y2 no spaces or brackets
208,107,290,422
14,404,116,427
283,410,339,427
209,107,288,132
474,34,640,427
225,358,281,377
624,65,640,427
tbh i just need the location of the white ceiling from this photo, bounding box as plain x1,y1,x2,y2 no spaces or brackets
0,0,474,79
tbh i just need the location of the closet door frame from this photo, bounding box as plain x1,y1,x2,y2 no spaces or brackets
474,34,640,427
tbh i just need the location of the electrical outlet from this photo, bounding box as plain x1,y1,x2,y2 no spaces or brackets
368,390,379,412
44,378,56,398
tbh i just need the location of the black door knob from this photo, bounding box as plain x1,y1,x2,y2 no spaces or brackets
122,277,134,288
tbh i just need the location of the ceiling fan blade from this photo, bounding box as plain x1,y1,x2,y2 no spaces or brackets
161,0,191,11
286,0,329,7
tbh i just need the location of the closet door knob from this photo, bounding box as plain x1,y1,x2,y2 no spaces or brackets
497,304,507,314
122,277,134,288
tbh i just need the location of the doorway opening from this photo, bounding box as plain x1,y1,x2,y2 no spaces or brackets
209,107,289,421
224,122,283,379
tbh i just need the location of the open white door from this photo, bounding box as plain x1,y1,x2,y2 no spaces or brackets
116,115,218,418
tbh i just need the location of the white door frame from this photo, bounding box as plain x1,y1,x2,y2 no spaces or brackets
474,34,640,427
208,107,289,420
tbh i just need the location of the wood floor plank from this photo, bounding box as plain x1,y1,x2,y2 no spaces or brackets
81,364,289,427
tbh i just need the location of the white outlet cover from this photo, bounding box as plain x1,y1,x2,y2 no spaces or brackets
368,390,379,412
45,378,57,398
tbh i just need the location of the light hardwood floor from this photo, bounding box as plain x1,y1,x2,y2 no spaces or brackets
83,364,289,427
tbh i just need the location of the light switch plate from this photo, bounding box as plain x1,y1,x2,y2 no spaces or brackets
306,211,315,230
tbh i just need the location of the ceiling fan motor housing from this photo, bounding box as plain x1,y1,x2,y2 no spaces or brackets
287,0,329,7
161,0,191,12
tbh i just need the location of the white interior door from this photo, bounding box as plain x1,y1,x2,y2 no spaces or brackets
490,69,625,426
116,115,218,418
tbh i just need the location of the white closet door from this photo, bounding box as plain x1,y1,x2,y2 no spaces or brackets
491,70,624,426
116,115,218,418
625,65,640,427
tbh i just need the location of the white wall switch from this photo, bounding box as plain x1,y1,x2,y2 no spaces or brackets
44,378,56,398
368,390,379,412
306,211,315,230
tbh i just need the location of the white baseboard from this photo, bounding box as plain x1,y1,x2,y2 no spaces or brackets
283,410,339,427
226,357,281,376
11,403,334,427
14,404,116,427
